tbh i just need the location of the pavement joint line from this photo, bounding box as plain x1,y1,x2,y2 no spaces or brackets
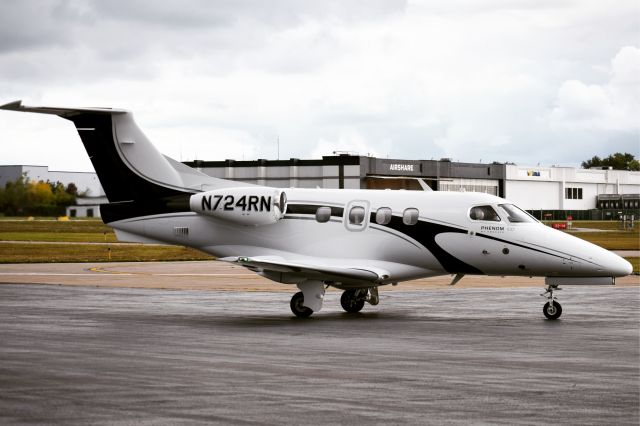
0,272,257,276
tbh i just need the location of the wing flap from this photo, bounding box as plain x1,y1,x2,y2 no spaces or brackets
220,256,390,284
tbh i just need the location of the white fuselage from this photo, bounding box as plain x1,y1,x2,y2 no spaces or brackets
111,188,632,285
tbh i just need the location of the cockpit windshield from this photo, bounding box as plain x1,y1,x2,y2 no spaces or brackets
469,205,501,222
499,203,537,223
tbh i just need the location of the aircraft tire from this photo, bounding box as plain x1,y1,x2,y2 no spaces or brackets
290,291,313,318
341,290,365,313
543,301,562,320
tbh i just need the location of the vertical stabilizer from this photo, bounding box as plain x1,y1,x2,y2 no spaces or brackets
0,100,252,222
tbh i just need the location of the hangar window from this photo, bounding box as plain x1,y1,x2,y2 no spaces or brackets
375,207,392,225
565,187,583,200
349,206,366,225
469,206,501,222
498,204,536,223
315,206,331,223
403,208,419,225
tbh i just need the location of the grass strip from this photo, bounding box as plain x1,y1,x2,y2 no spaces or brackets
0,220,112,233
0,232,119,243
569,232,639,250
0,243,213,263
624,257,639,274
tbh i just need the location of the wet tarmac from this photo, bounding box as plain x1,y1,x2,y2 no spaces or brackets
0,284,638,425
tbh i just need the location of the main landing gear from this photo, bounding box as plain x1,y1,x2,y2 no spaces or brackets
290,292,313,318
541,285,562,320
289,285,380,318
340,287,379,313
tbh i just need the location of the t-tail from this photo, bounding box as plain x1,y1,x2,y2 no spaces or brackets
0,100,249,223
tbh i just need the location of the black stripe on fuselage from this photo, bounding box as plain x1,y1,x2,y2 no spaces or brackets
380,215,483,274
285,203,482,274
285,204,344,218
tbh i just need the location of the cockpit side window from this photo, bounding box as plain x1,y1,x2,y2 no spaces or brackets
498,203,537,223
469,205,501,222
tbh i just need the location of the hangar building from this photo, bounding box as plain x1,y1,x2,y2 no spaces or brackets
2,157,638,220
187,155,640,220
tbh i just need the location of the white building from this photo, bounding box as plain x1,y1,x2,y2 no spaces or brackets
504,165,640,211
65,196,108,218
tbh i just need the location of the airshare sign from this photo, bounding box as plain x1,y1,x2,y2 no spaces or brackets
389,164,414,171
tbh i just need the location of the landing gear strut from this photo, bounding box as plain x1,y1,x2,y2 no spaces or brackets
290,281,325,318
541,285,562,320
340,287,379,313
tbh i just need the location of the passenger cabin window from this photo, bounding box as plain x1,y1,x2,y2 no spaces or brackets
469,206,501,222
349,206,366,225
375,207,392,225
315,206,331,223
403,208,419,225
498,203,536,223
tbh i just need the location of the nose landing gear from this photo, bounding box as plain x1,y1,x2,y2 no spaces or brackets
541,285,562,320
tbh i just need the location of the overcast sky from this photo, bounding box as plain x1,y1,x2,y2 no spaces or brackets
0,0,638,172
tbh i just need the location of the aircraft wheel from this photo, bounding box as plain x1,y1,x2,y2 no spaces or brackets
341,289,365,313
543,301,562,320
290,292,313,318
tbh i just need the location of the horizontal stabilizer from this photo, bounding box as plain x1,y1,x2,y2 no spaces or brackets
0,100,127,117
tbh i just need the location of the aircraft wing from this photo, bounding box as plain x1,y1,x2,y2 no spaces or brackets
219,256,391,286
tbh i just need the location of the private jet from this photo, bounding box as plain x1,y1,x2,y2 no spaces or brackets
0,100,632,318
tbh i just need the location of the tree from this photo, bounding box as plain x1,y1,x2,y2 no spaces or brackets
65,183,78,196
0,176,77,216
581,152,640,171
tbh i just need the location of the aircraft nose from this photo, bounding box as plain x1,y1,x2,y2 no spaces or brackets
611,256,633,277
597,248,634,277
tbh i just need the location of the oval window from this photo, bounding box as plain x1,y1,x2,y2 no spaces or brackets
315,206,331,223
403,208,419,225
376,207,392,225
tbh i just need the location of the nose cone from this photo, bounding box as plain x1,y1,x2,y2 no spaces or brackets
609,256,633,277
538,225,634,277
589,245,633,277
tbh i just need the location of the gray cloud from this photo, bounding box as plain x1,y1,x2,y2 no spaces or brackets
0,0,637,172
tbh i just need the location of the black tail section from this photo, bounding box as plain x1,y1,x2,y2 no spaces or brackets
68,112,185,202
67,112,192,223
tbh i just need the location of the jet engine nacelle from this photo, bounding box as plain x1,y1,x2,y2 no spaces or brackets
189,187,286,226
